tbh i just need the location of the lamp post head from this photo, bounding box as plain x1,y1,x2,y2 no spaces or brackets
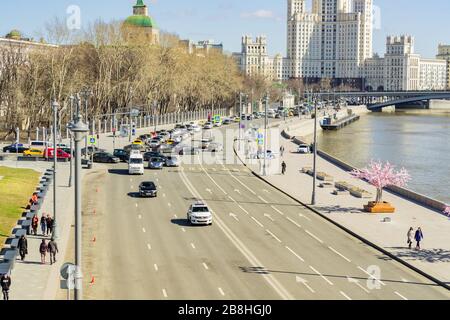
52,100,60,110
69,118,89,142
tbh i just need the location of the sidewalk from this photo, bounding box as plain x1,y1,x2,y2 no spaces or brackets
238,117,450,286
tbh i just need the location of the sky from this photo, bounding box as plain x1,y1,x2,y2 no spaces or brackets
1,0,449,58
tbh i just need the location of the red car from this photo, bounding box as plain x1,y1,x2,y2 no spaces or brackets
44,148,71,159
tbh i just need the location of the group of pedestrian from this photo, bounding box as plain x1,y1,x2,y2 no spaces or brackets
40,214,54,236
407,227,424,250
39,238,59,265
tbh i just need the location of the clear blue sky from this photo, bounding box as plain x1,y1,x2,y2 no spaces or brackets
1,0,448,58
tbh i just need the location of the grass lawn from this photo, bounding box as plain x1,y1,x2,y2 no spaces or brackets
0,166,40,247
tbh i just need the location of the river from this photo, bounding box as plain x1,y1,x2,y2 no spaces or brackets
316,112,450,204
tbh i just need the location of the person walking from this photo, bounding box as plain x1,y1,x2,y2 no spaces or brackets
40,215,47,236
46,215,53,236
281,161,287,175
415,227,424,250
280,146,285,157
47,238,59,265
1,273,11,301
39,239,48,264
18,235,28,261
32,214,39,236
407,227,414,249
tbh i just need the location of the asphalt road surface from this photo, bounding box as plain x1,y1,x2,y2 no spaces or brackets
82,120,450,300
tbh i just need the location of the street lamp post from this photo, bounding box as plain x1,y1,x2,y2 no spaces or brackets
81,89,92,159
69,102,89,301
68,96,75,188
263,94,269,176
128,87,134,143
311,94,318,206
238,93,243,151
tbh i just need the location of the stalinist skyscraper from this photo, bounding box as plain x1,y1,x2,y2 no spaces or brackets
286,0,373,80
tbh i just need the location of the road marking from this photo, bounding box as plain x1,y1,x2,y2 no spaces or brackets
347,277,370,293
299,213,312,221
305,230,324,244
181,228,186,233
191,243,196,249
156,178,159,182
206,188,212,194
286,216,302,229
228,196,236,203
263,189,269,193
395,291,408,300
340,291,352,300
218,288,225,296
147,244,152,250
329,247,351,263
154,264,158,271
271,206,284,216
264,214,275,222
199,162,228,195
174,214,178,219
251,217,264,228
135,203,138,208
357,266,386,286
202,263,209,270
163,193,166,197
168,203,172,207
227,172,257,195
258,196,269,204
162,289,168,298
138,215,142,220
238,205,250,215
130,178,133,182
159,185,163,189
234,189,241,194
130,185,133,189
142,228,146,233
296,276,314,293
212,168,217,172
309,266,333,285
229,213,239,222
285,246,305,262
266,229,282,243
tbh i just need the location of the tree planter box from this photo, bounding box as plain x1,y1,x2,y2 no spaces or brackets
364,201,396,213
301,167,312,174
317,172,334,181
349,188,373,199
319,182,334,188
335,181,352,191
333,189,350,196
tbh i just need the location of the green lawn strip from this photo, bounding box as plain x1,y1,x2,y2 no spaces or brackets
0,166,40,248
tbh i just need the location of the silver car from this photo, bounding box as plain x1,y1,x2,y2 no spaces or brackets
148,157,165,170
165,156,180,167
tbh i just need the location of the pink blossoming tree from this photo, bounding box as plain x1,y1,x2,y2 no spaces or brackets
351,160,411,204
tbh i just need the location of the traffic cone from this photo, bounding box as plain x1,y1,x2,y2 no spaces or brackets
92,236,96,243
90,276,95,285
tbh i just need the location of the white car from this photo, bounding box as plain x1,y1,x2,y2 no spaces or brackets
297,144,311,154
191,124,201,132
207,143,223,153
128,152,144,175
187,202,213,226
203,122,213,130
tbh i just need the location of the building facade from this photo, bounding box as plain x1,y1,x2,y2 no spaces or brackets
436,44,450,89
123,0,159,45
179,40,223,55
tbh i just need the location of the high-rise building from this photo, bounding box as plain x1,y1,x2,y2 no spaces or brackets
179,40,223,55
286,0,373,80
436,44,450,89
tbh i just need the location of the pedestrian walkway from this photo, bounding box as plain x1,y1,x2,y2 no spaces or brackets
237,117,450,286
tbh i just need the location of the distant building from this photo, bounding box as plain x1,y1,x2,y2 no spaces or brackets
123,0,159,45
179,40,223,55
364,36,447,91
436,44,450,89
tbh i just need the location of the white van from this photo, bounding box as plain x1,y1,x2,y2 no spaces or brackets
128,151,144,175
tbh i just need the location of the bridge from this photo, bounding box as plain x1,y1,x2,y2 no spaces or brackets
307,91,450,111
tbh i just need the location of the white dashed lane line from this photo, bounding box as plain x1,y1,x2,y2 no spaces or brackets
285,246,305,262
309,266,334,286
147,244,152,250
191,243,196,249
266,229,282,243
258,196,269,204
162,289,168,298
154,264,159,271
395,292,408,300
286,216,302,229
329,246,351,263
357,266,386,286
305,230,324,244
142,228,146,233
218,288,225,296
251,217,264,228
340,291,352,300
271,206,285,216
202,263,209,270
237,205,250,215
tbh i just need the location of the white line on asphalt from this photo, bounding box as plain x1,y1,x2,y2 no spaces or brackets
130,178,133,182
212,168,217,172
266,229,282,243
285,246,305,262
154,264,158,271
357,266,386,286
135,203,138,208
218,288,225,296
206,188,212,194
199,163,228,195
251,217,264,228
163,193,166,197
174,214,178,218
258,196,269,204
227,172,257,195
181,228,186,233
340,291,352,300
263,189,269,193
347,277,370,293
168,203,172,207
286,216,302,229
191,243,196,249
329,247,351,263
234,189,241,194
138,215,142,220
305,230,324,244
147,244,152,250
130,185,133,189
228,195,237,203
299,213,312,221
229,213,239,222
395,292,408,300
309,266,334,285
162,289,168,298
264,214,275,222
142,228,146,233
156,178,159,182
202,263,209,270
271,206,285,216
159,185,163,189
238,205,250,215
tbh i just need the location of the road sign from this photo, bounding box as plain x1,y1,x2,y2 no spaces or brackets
60,263,75,279
60,263,76,290
88,135,97,146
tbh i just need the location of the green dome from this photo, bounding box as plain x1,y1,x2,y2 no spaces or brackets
124,15,157,28
6,29,22,40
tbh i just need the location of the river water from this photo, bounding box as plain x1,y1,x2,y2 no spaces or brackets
316,112,450,204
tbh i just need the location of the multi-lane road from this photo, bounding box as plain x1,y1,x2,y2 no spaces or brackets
81,121,450,300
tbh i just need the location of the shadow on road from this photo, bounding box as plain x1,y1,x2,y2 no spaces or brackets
171,219,199,227
315,205,366,214
127,192,140,198
108,169,130,176
382,248,450,263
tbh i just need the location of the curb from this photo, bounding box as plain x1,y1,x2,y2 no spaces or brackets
232,140,450,292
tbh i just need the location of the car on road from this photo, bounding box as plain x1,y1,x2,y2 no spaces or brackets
187,202,213,226
93,152,120,163
179,147,200,156
297,144,311,154
113,149,130,162
82,146,105,156
2,144,29,153
139,181,157,198
129,152,144,175
222,119,231,125
144,151,166,162
44,148,71,160
23,149,44,157
213,121,222,127
148,157,165,170
148,139,161,149
124,144,145,153
165,155,180,167
132,139,144,145
201,138,212,150
191,124,201,132
257,150,275,159
203,122,213,130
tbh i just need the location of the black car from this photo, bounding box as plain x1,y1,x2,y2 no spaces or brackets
92,152,120,163
139,181,157,198
81,146,105,156
3,144,29,153
113,149,130,162
143,151,166,162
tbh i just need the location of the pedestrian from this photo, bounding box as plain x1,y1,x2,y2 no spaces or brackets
18,235,28,261
280,146,285,157
47,238,59,265
30,193,38,205
407,227,414,249
1,273,11,301
281,161,287,175
415,227,424,250
40,215,47,236
39,239,48,264
46,215,53,236
32,214,39,236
